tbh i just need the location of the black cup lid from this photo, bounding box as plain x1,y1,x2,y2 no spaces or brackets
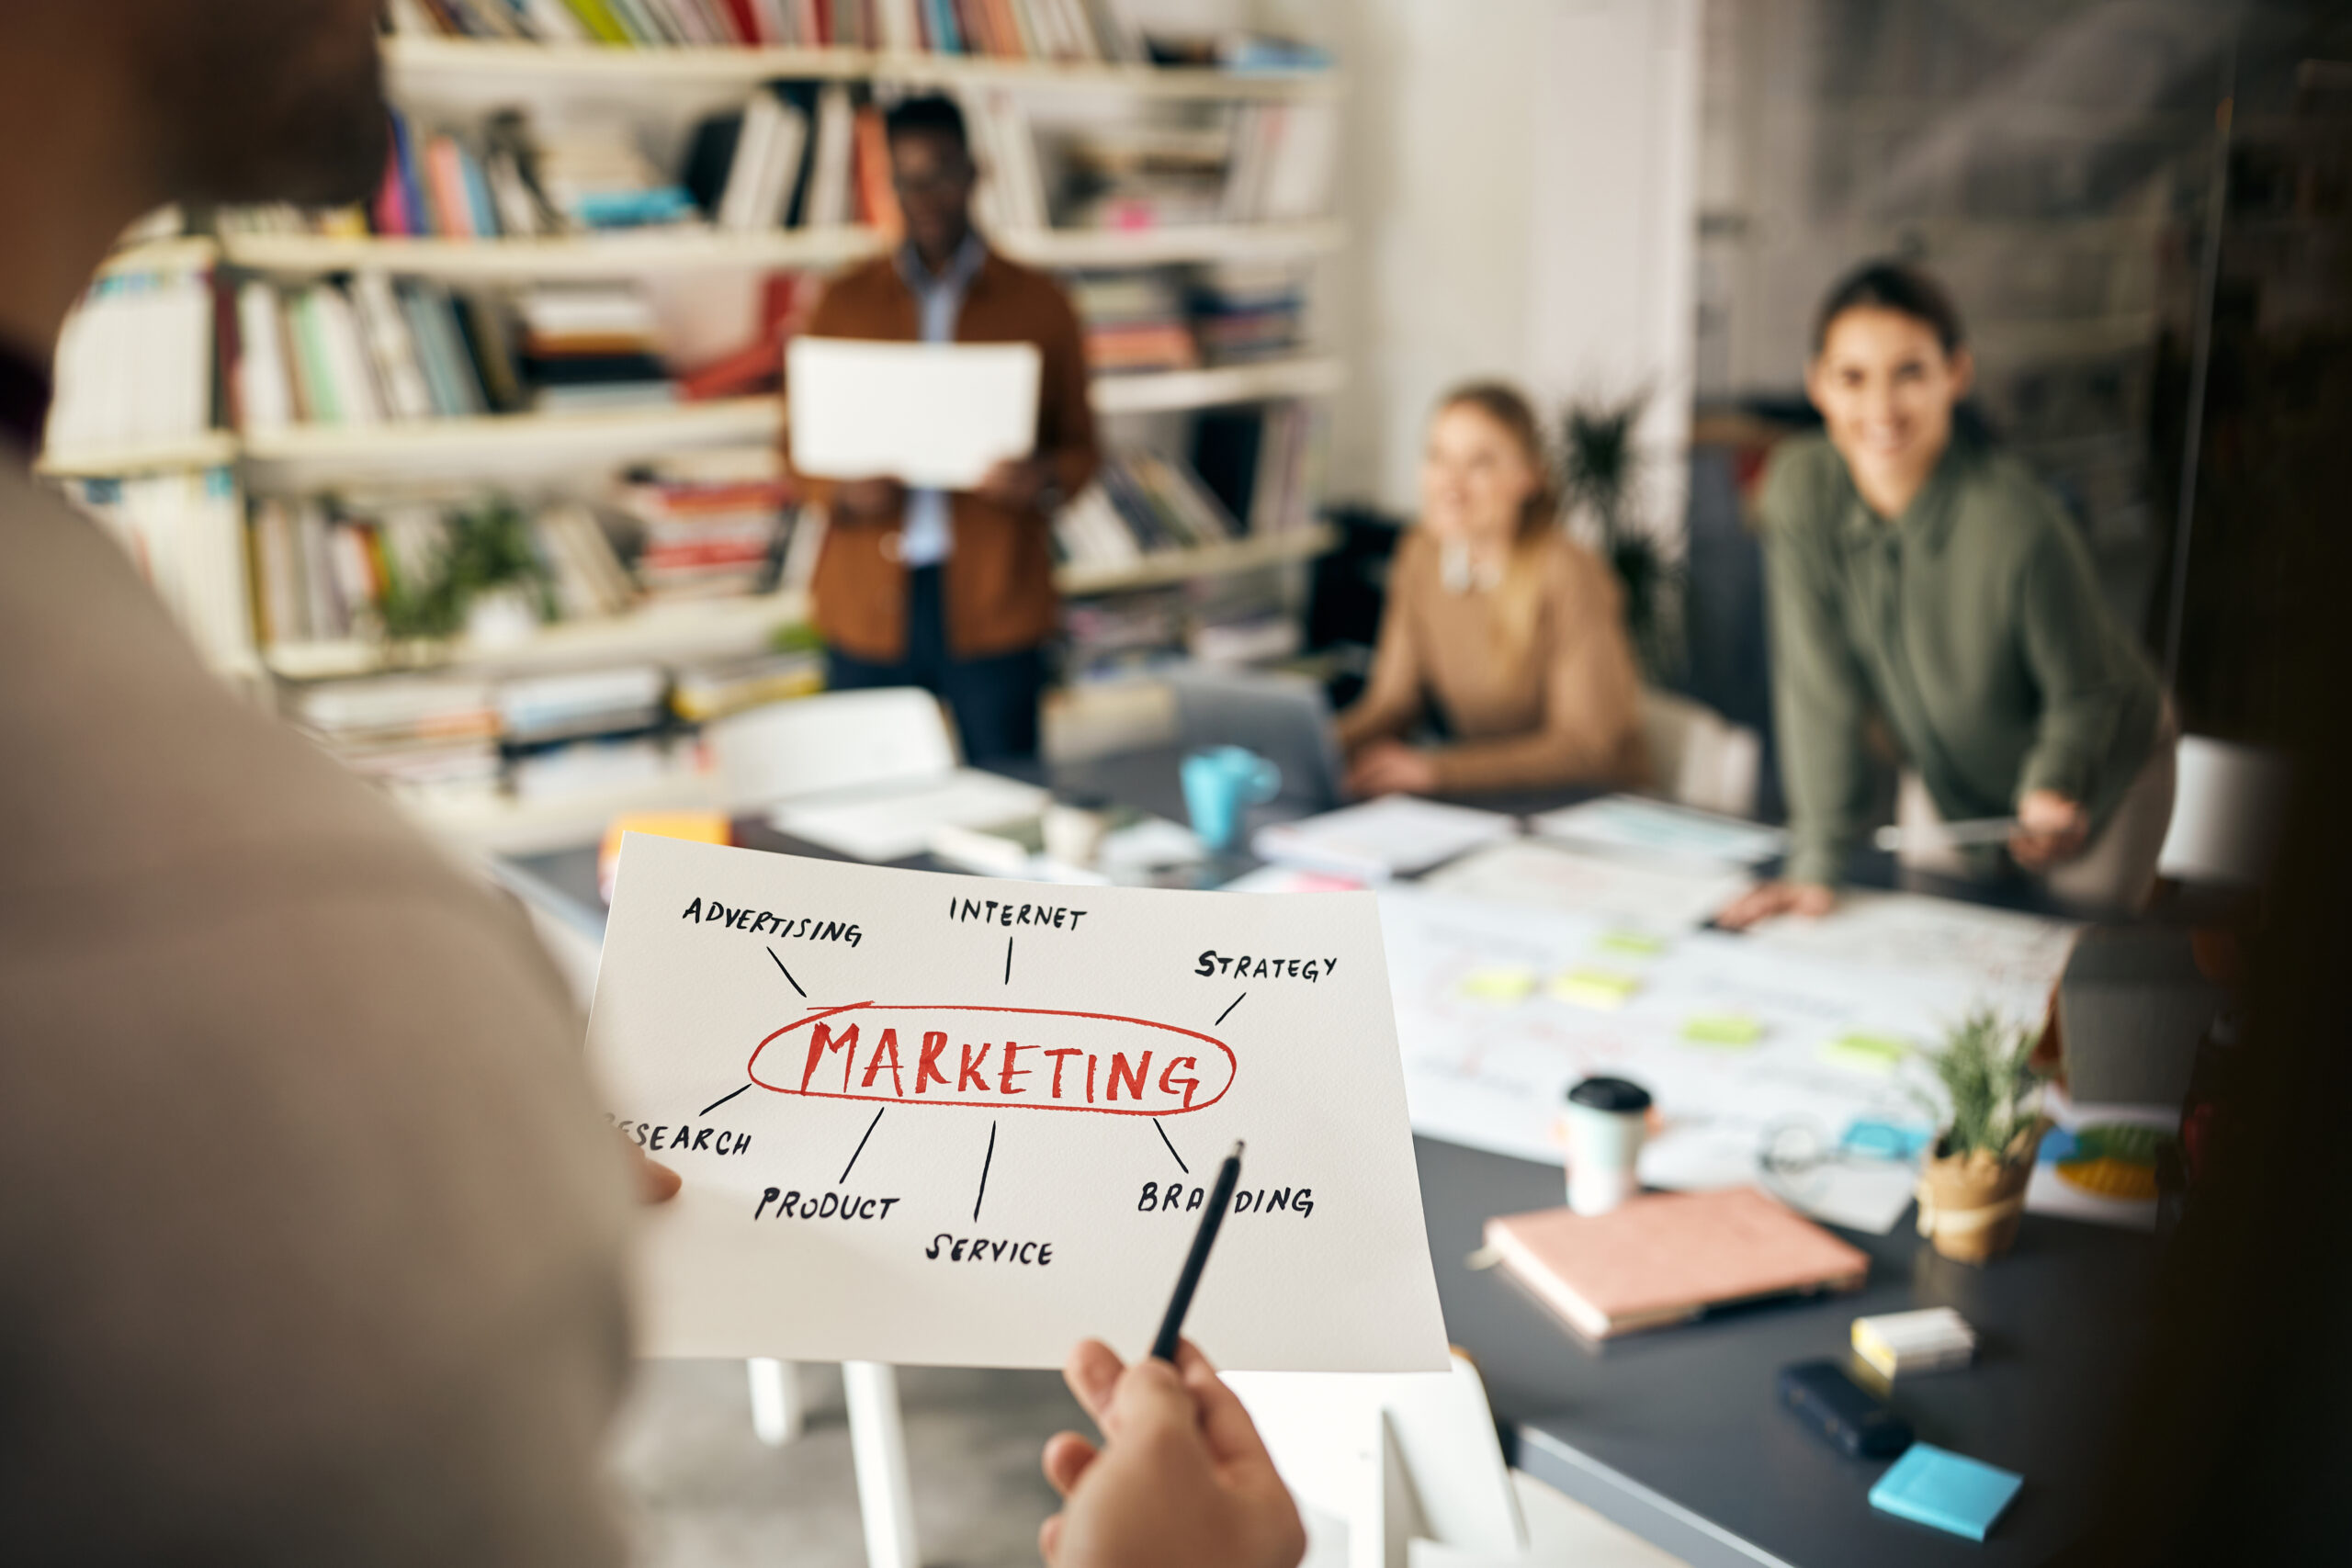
1566,1076,1653,1113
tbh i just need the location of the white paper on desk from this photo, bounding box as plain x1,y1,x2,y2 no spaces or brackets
1419,839,1751,935
1736,889,2080,993
788,336,1042,489
771,769,1051,863
1531,795,1788,868
588,835,1449,1371
1252,796,1518,882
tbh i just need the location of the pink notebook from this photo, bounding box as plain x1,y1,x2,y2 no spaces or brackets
1484,1188,1870,1341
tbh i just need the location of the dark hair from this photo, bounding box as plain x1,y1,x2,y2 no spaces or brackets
1813,259,1967,357
1434,380,1557,542
884,95,969,152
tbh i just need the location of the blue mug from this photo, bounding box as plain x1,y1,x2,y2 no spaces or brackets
1182,746,1283,853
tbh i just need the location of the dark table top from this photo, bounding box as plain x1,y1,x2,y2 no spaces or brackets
503,750,2149,1568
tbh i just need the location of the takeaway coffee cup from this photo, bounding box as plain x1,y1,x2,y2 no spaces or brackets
1182,746,1282,853
1562,1076,1654,1215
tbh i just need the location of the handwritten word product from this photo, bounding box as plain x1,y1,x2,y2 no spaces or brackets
587,834,1448,1371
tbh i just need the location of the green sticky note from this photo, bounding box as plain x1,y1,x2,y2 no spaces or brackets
1596,930,1670,958
1819,1032,1911,1074
1550,966,1643,1010
1459,965,1537,1005
1682,1011,1764,1047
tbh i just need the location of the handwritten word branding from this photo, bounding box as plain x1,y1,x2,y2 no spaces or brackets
948,896,1091,931
1194,951,1340,982
748,1003,1236,1117
1139,1182,1315,1218
681,897,863,946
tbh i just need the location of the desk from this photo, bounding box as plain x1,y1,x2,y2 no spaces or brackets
501,759,2145,1568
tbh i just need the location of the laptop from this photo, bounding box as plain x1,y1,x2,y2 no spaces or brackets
1166,668,1347,815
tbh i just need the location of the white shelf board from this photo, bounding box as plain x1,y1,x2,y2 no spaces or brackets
1000,221,1344,268
241,398,784,489
36,431,241,479
1057,522,1336,595
383,36,1338,100
219,228,887,279
402,772,725,856
263,588,812,682
1091,357,1342,413
95,235,220,279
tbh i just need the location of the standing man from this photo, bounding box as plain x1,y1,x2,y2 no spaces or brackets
787,95,1097,763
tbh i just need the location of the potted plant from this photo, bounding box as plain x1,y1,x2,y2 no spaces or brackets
1560,391,1682,683
1910,1009,2051,1264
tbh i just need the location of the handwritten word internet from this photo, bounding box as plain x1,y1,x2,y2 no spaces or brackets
1194,951,1340,982
748,1003,1236,1117
681,897,862,946
947,896,1091,930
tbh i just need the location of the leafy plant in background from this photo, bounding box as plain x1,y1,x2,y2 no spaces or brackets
379,501,554,642
1560,391,1682,683
1909,1009,2048,1160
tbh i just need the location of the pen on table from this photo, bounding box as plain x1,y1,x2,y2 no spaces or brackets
1150,1139,1244,1363
1873,818,2020,852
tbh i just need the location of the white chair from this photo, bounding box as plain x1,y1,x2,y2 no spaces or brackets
707,686,961,810
2157,734,2291,886
1636,689,1762,820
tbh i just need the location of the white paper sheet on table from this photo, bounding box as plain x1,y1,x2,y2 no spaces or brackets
771,769,1051,863
1531,795,1789,867
1735,889,2080,994
1252,796,1518,882
1418,839,1753,935
787,336,1042,489
1378,886,2071,1235
588,835,1449,1371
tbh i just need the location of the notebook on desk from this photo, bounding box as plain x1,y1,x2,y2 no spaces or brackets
1483,1187,1870,1341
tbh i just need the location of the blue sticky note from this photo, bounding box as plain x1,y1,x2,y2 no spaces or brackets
1869,1443,2023,1541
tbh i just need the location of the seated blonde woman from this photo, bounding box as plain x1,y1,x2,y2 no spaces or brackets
1339,382,1648,797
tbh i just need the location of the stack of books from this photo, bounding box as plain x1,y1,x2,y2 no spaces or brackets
384,0,1155,62
1052,448,1238,569
232,276,514,431
290,675,504,806
45,265,215,456
1061,588,1187,682
1058,124,1232,230
1188,402,1319,536
516,286,675,412
1220,102,1340,221
617,451,794,602
1188,261,1306,365
1068,272,1196,374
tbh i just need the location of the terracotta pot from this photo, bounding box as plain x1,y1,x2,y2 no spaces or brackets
1916,1121,2047,1264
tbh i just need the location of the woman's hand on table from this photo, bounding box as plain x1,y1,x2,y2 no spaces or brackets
1715,880,1838,931
2009,789,2090,869
1346,740,1440,798
1040,1337,1305,1568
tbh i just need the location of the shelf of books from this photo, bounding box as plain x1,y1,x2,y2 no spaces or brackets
386,38,1340,101
241,399,786,490
36,432,242,481
1089,356,1342,414
1057,521,1335,596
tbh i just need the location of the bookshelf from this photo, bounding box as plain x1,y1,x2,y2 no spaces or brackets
45,20,1348,846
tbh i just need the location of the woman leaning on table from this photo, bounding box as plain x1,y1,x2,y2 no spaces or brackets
1338,382,1648,798
1718,262,2175,929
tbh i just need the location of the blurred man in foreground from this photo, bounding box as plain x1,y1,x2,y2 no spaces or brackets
0,6,1295,1564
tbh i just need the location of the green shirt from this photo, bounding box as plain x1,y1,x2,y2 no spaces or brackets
1760,433,2163,887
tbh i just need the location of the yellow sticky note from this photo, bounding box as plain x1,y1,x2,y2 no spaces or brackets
1596,930,1670,958
1459,965,1537,1005
1818,1032,1910,1074
1550,966,1643,1010
1682,1011,1764,1047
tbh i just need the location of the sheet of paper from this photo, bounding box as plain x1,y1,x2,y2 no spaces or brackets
1531,795,1789,868
771,769,1052,863
588,835,1450,1371
787,336,1043,489
1251,797,1518,882
2022,1088,2174,1231
1734,889,2080,993
1418,839,1752,935
1377,887,2060,1235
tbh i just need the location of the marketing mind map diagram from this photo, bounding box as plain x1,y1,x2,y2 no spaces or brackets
585,833,1448,1373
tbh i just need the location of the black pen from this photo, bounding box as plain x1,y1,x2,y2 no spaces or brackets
1149,1139,1244,1362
